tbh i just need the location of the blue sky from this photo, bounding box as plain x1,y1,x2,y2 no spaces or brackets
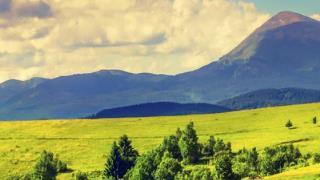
246,0,320,15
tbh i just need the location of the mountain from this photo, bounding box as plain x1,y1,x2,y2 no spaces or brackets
88,102,231,119
217,88,320,110
1,11,320,120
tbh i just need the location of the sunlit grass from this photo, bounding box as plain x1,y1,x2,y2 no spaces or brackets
1,103,320,179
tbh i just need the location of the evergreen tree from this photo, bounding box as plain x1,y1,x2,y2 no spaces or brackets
154,153,182,180
118,135,139,178
176,128,182,140
162,135,182,161
103,142,122,179
179,122,201,164
32,151,57,180
202,135,216,156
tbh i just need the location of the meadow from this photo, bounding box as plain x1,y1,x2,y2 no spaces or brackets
1,103,320,179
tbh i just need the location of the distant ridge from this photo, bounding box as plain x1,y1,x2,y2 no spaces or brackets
88,102,231,119
217,88,320,110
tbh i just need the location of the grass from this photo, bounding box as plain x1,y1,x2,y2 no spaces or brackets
1,103,320,179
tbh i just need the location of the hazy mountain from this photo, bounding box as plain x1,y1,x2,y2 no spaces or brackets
1,11,320,120
217,88,320,110
89,102,231,119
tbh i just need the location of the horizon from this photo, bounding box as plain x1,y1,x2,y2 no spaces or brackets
0,1,319,83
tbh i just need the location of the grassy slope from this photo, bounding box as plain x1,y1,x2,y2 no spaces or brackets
1,103,320,179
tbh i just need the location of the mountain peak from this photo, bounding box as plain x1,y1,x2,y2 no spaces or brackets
260,11,316,31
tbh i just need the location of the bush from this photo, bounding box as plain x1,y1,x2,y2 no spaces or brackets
190,167,213,180
313,117,317,124
126,147,164,179
313,153,320,164
259,144,301,175
154,153,182,180
285,120,293,128
32,151,58,180
75,172,88,180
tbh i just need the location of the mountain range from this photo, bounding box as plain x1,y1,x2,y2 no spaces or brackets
1,11,320,120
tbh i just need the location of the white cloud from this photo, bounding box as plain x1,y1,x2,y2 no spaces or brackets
0,0,270,82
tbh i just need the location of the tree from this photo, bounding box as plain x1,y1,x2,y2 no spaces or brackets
126,147,164,179
313,117,317,124
179,122,201,164
202,136,216,156
32,151,57,180
161,135,182,161
285,120,293,128
213,151,239,180
190,167,213,180
118,135,139,178
176,128,182,140
232,147,259,178
154,153,182,180
103,142,122,179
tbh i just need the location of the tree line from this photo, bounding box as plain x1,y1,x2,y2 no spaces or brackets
10,121,320,180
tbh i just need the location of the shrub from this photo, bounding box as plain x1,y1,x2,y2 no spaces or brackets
154,152,182,180
285,120,293,128
32,151,58,180
313,153,320,164
259,144,301,175
75,172,88,180
313,117,317,124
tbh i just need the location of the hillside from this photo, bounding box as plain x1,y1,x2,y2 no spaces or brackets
217,88,320,110
89,102,231,118
1,103,320,179
1,11,320,120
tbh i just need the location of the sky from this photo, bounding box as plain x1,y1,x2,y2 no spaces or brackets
0,0,319,83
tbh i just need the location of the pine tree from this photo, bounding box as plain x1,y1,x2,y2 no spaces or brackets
118,135,138,178
162,135,182,161
285,120,293,128
178,122,200,164
103,142,122,179
202,135,216,156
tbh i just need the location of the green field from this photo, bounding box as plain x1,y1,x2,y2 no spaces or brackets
1,103,320,179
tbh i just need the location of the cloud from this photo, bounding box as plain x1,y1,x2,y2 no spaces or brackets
311,14,320,21
0,0,270,82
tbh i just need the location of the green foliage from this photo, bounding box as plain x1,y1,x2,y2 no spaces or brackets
313,153,320,164
179,122,201,164
154,153,182,180
232,147,259,178
161,135,182,161
118,135,139,178
126,147,164,179
214,139,231,154
189,167,213,180
202,136,216,157
32,151,58,180
313,117,317,124
55,159,68,173
285,120,293,128
103,142,122,179
259,144,302,175
75,172,88,180
103,135,138,179
213,151,239,180
176,128,182,140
